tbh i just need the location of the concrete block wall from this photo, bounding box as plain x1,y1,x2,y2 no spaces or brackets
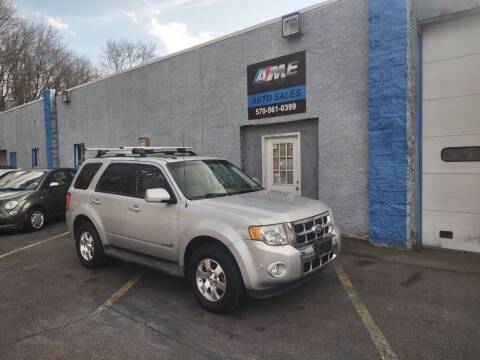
0,99,47,169
368,0,409,247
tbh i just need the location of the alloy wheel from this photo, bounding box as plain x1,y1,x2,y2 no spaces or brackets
196,258,227,302
30,210,45,230
79,231,95,261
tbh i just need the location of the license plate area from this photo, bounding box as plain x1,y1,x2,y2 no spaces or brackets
302,238,334,274
317,239,332,256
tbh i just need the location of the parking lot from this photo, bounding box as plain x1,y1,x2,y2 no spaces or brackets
0,220,479,360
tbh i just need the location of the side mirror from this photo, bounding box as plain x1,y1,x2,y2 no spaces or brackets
145,188,171,203
49,181,60,188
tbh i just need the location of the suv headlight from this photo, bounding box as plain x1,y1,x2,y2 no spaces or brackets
249,223,295,246
5,200,19,210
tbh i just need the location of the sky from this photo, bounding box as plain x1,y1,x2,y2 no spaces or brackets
13,0,325,65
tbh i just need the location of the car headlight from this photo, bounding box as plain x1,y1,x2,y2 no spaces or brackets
249,223,295,246
5,200,19,210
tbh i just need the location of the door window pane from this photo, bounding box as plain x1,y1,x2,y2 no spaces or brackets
48,171,69,186
272,141,294,185
96,163,135,196
135,164,171,199
287,171,293,184
273,171,280,184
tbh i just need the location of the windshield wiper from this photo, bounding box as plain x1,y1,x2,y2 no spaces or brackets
190,192,228,200
228,189,261,195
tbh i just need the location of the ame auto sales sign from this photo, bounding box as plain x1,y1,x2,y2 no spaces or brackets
247,51,306,120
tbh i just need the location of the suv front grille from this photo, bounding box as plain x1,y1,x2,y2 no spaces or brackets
293,212,331,246
293,211,335,274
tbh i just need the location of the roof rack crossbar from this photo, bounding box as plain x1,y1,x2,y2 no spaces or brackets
85,146,196,158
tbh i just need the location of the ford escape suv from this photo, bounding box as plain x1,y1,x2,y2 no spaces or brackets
66,147,341,312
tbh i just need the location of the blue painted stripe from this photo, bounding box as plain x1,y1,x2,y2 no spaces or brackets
368,0,409,248
248,85,306,108
43,89,54,168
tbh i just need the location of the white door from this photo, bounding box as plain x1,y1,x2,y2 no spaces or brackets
422,14,480,253
262,133,301,195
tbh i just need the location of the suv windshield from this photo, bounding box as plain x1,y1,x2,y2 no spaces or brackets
168,160,262,200
0,170,47,191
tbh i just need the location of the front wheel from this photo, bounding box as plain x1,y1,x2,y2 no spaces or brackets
188,244,246,313
25,207,46,232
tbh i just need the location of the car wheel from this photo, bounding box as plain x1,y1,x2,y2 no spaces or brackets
75,222,107,268
26,207,46,232
189,244,246,313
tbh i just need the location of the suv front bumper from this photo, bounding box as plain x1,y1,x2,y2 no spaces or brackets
228,228,341,298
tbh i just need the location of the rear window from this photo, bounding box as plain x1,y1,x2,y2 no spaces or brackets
74,163,102,190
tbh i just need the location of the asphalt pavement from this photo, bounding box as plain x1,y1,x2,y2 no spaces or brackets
0,220,479,359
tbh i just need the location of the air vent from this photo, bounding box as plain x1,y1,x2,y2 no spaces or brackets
61,90,71,104
282,12,303,38
439,230,453,239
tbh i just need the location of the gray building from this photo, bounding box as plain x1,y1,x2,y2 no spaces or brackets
1,0,480,254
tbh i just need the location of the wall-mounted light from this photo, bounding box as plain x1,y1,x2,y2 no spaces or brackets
139,137,151,147
61,90,71,104
282,12,303,38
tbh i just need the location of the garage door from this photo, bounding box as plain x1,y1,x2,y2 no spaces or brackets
422,14,480,253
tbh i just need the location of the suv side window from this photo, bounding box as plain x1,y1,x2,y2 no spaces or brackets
135,164,174,199
96,163,136,196
74,163,102,190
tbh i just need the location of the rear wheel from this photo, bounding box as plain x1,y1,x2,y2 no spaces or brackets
188,244,245,313
25,207,46,232
75,222,107,268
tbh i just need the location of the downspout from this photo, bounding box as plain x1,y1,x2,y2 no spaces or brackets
42,89,59,168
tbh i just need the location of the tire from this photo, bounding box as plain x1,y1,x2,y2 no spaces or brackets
25,207,46,232
75,222,107,268
188,244,246,313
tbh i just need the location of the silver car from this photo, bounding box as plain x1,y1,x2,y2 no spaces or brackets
66,148,341,312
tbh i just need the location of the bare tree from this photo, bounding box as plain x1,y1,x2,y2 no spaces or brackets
0,0,98,111
100,38,157,73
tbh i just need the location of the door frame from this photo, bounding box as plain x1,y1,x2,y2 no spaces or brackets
261,132,302,194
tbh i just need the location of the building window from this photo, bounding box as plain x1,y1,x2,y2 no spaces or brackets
74,143,85,169
9,152,17,168
441,147,480,162
31,148,39,168
272,142,294,185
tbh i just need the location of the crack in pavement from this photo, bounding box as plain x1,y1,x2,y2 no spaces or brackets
109,306,221,360
0,314,92,353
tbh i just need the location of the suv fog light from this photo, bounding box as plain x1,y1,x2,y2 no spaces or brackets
267,262,287,278
9,210,18,216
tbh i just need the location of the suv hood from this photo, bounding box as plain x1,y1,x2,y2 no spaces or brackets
199,190,329,225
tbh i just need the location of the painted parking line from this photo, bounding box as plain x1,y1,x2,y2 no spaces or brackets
92,271,146,317
0,232,69,260
334,263,399,360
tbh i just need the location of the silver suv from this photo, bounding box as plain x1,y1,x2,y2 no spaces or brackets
66,147,341,312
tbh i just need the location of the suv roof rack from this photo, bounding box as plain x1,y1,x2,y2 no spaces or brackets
86,146,196,158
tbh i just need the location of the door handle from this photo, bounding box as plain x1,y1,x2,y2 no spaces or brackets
128,205,141,213
91,199,102,205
